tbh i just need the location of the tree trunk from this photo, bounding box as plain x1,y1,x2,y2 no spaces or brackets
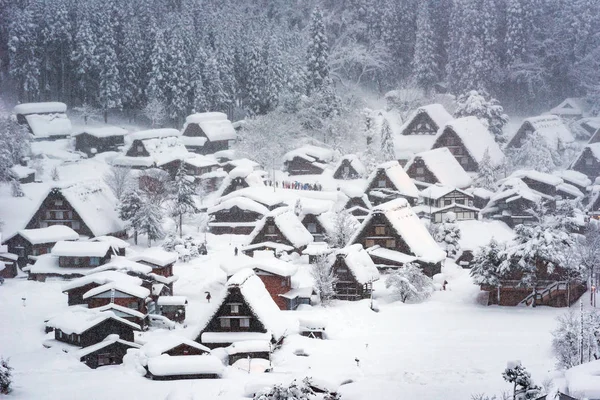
179,213,183,238
134,230,138,245
104,109,108,123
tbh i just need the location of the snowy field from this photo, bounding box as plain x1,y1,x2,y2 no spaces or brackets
0,233,569,400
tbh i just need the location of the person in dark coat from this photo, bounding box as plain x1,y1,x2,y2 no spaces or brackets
206,292,212,303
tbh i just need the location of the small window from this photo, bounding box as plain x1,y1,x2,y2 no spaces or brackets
343,166,350,174
377,180,386,188
55,211,64,220
128,301,138,309
73,257,80,265
365,239,375,248
386,239,396,248
455,199,465,205
416,167,424,175
444,199,452,206
55,200,63,206
137,145,144,152
72,221,80,230
307,223,317,233
220,318,231,328
586,158,593,166
240,318,250,328
90,257,100,266
267,225,276,234
460,157,468,166
59,331,63,338
375,226,386,235
230,304,239,314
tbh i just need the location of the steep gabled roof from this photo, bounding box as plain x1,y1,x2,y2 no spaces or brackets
335,244,380,284
14,102,67,115
249,207,314,249
549,97,590,117
183,112,236,141
367,161,420,199
77,334,140,358
439,116,504,165
349,198,445,263
333,154,366,177
82,281,150,300
46,307,141,334
283,145,334,164
208,196,270,216
405,147,472,188
215,166,266,197
400,103,453,134
141,335,210,357
511,115,574,148
420,184,473,201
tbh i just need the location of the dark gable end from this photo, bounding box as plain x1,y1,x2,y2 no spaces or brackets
250,217,293,247
25,189,94,237
352,212,413,255
402,111,439,136
182,123,207,139
572,146,600,179
333,159,360,179
432,128,478,172
405,156,438,185
126,140,150,157
507,120,535,149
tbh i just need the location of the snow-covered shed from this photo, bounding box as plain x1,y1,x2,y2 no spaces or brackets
217,187,288,211
503,170,584,200
182,154,220,178
46,307,141,347
283,145,334,175
399,104,453,136
82,281,150,314
431,116,505,172
507,115,574,150
365,160,420,206
72,126,128,156
61,271,143,306
11,164,36,184
481,183,554,228
4,225,79,268
571,143,600,179
554,170,592,193
549,97,590,120
13,102,72,140
247,207,314,251
216,166,266,198
208,196,270,235
331,244,379,301
195,269,288,348
142,335,210,358
221,158,261,173
349,198,445,276
129,248,178,278
78,334,140,369
404,147,472,189
157,296,188,323
89,235,129,257
332,154,366,180
181,112,237,155
146,354,224,380
225,340,271,365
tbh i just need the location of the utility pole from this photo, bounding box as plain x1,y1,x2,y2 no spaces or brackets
580,298,585,365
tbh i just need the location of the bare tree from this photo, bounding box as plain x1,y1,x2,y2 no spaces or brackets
325,210,359,248
143,98,167,128
73,103,101,125
104,166,133,200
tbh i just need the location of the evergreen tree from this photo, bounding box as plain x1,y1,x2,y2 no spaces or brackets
502,362,541,400
470,239,505,290
136,200,165,247
246,45,264,115
8,7,40,102
454,90,508,142
509,132,560,173
380,117,395,161
413,1,438,93
203,54,226,111
505,0,527,66
552,309,600,369
0,357,12,395
474,149,499,190
325,210,358,248
306,7,329,94
118,190,144,245
433,213,461,258
71,15,97,104
147,29,168,105
120,17,146,119
172,164,199,238
164,30,189,125
95,26,121,123
190,46,208,112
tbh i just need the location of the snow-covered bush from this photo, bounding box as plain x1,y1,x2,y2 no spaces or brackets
162,234,203,262
254,378,315,400
507,132,561,173
325,210,358,248
386,263,435,303
432,212,461,258
470,239,506,288
311,255,338,305
0,357,13,394
551,310,600,369
474,149,499,191
501,361,540,400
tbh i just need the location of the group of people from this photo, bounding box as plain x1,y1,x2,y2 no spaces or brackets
264,179,323,191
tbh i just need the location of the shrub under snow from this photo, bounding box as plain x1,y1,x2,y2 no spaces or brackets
386,263,435,303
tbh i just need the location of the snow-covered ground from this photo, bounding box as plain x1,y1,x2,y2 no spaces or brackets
0,231,574,399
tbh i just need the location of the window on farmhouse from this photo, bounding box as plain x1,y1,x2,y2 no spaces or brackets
54,200,63,206
586,158,593,166
230,304,239,314
240,318,250,328
220,318,231,328
377,180,386,188
90,257,100,266
307,223,317,233
267,225,276,234
386,239,396,248
137,145,144,152
128,302,138,309
365,239,375,247
416,167,424,175
375,226,386,235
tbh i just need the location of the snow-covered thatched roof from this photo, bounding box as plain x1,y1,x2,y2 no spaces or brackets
147,354,224,377
130,129,180,141
208,196,270,216
17,225,79,245
335,244,379,284
62,270,142,292
367,161,420,199
25,113,72,138
51,240,111,257
129,248,178,267
404,147,472,188
72,126,128,138
14,102,67,115
82,281,150,300
513,115,574,148
333,154,366,177
46,306,140,334
350,198,445,263
77,335,140,358
283,145,334,164
215,167,266,197
420,184,472,201
553,170,592,189
441,116,504,165
141,335,210,358
249,207,314,249
184,112,236,142
549,97,590,118
400,103,453,134
142,136,190,166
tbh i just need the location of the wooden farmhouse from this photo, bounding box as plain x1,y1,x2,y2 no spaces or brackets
549,97,590,120
342,194,372,222
299,211,337,243
195,269,286,349
221,158,260,174
220,253,298,310
181,112,237,155
46,307,141,348
143,336,210,358
576,117,600,138
283,145,334,175
399,104,453,136
468,188,494,210
553,170,591,194
62,271,144,306
431,116,505,172
331,244,380,301
157,296,188,323
216,167,266,198
217,187,288,212
503,170,584,200
240,242,294,258
365,160,420,206
73,126,127,157
333,155,366,180
507,115,574,151
404,147,472,189
4,225,79,268
89,235,129,257
11,164,36,184
129,248,178,279
225,340,271,365
348,198,445,276
482,185,555,228
208,197,270,235
113,129,189,175
82,281,151,314
571,143,600,179
95,303,147,329
417,184,479,222
13,102,72,140
78,335,140,369
248,207,314,252
16,180,126,239
481,260,586,307
182,154,220,182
